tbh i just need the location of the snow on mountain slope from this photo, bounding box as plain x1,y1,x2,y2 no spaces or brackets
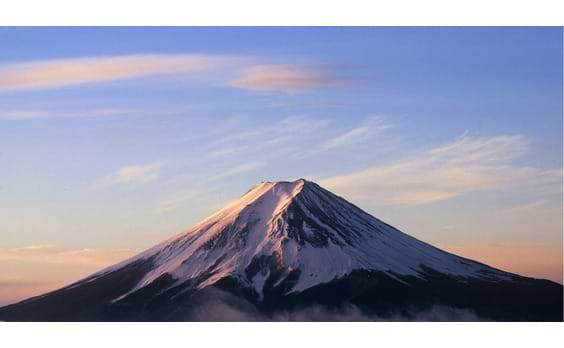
86,179,512,302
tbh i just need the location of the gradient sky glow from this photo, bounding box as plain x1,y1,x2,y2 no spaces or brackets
0,27,562,305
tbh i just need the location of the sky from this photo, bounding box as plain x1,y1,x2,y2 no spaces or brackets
0,27,562,305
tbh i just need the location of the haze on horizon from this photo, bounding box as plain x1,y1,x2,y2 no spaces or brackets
0,27,562,306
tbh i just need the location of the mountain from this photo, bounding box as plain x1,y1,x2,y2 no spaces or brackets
0,179,561,321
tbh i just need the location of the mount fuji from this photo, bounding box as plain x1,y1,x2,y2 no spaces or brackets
0,179,561,321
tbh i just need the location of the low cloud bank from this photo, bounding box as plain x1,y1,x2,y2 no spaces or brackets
180,288,489,322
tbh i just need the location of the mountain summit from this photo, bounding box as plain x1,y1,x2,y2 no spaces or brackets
0,179,561,321
97,178,512,299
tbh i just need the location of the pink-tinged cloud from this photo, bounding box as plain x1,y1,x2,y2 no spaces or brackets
229,64,337,93
0,54,230,91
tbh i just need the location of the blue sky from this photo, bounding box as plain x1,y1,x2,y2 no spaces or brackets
0,27,562,304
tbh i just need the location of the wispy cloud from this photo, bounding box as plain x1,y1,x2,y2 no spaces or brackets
504,199,554,214
278,115,330,133
207,161,266,182
155,189,206,214
0,54,232,92
10,244,57,251
228,64,337,93
0,107,132,120
320,135,562,206
323,127,371,148
207,145,251,159
93,162,163,188
208,115,329,154
158,116,333,212
0,244,133,267
154,187,233,215
156,159,268,214
319,116,392,150
187,115,331,172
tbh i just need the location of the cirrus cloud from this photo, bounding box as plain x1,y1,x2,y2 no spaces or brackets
319,116,393,151
320,135,562,206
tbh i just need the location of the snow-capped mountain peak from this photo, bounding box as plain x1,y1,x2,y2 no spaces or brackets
90,179,510,302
